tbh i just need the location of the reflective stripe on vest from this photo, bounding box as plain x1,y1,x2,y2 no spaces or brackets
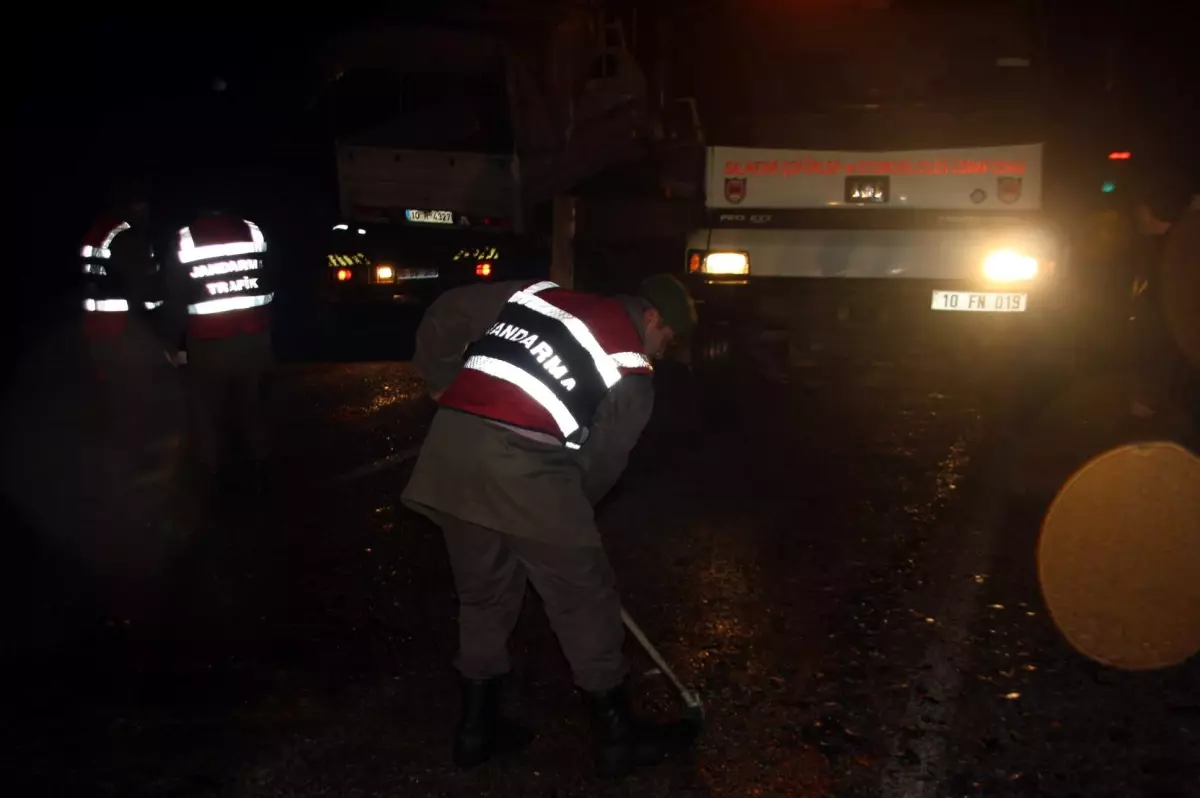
82,299,163,312
81,219,163,316
82,220,130,314
459,282,652,447
178,220,266,264
178,218,271,317
507,283,651,373
509,281,624,387
188,293,274,316
611,350,652,369
81,220,130,261
464,354,584,444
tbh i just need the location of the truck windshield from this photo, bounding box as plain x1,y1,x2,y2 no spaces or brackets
744,0,1041,114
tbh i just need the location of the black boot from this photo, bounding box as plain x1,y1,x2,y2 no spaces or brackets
452,677,534,769
586,681,699,779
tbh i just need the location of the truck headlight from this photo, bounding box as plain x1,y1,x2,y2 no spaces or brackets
982,249,1038,282
703,252,750,275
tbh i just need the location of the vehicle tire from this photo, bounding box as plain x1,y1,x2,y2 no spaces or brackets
689,324,741,419
692,324,735,377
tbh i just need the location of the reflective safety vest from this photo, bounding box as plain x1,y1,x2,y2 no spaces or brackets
439,281,653,449
80,215,162,338
177,214,271,339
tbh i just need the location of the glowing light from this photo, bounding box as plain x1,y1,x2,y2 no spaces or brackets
982,249,1038,282
702,252,749,275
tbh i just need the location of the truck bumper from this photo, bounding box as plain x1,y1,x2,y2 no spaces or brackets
323,283,438,308
686,275,1074,368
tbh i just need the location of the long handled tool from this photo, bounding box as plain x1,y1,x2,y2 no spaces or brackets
620,606,705,724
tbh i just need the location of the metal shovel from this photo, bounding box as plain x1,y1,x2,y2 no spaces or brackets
621,606,705,725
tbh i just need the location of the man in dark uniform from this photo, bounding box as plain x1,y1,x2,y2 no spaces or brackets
80,183,164,469
163,211,274,499
1130,175,1198,429
403,274,699,778
105,186,160,321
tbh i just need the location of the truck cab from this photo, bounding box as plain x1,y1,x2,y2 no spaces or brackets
683,0,1066,368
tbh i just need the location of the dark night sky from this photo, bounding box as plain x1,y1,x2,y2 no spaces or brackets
673,1,1199,178
15,3,1199,212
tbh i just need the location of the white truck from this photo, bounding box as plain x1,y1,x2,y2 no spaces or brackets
686,143,1065,362
681,0,1066,368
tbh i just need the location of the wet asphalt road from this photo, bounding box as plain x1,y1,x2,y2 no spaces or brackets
3,337,1198,797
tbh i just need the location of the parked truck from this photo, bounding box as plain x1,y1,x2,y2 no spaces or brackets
682,0,1067,370
323,146,539,309
313,9,656,317
686,142,1065,360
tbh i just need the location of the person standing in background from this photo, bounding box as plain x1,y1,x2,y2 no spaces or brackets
1129,174,1198,436
79,181,164,471
163,210,274,500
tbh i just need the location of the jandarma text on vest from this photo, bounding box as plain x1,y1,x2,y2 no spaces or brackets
484,321,578,391
189,258,260,279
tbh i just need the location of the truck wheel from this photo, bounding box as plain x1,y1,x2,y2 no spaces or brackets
697,333,733,367
689,326,739,418
692,326,735,382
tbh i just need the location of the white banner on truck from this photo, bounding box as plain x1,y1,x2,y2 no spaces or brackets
707,143,1043,212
